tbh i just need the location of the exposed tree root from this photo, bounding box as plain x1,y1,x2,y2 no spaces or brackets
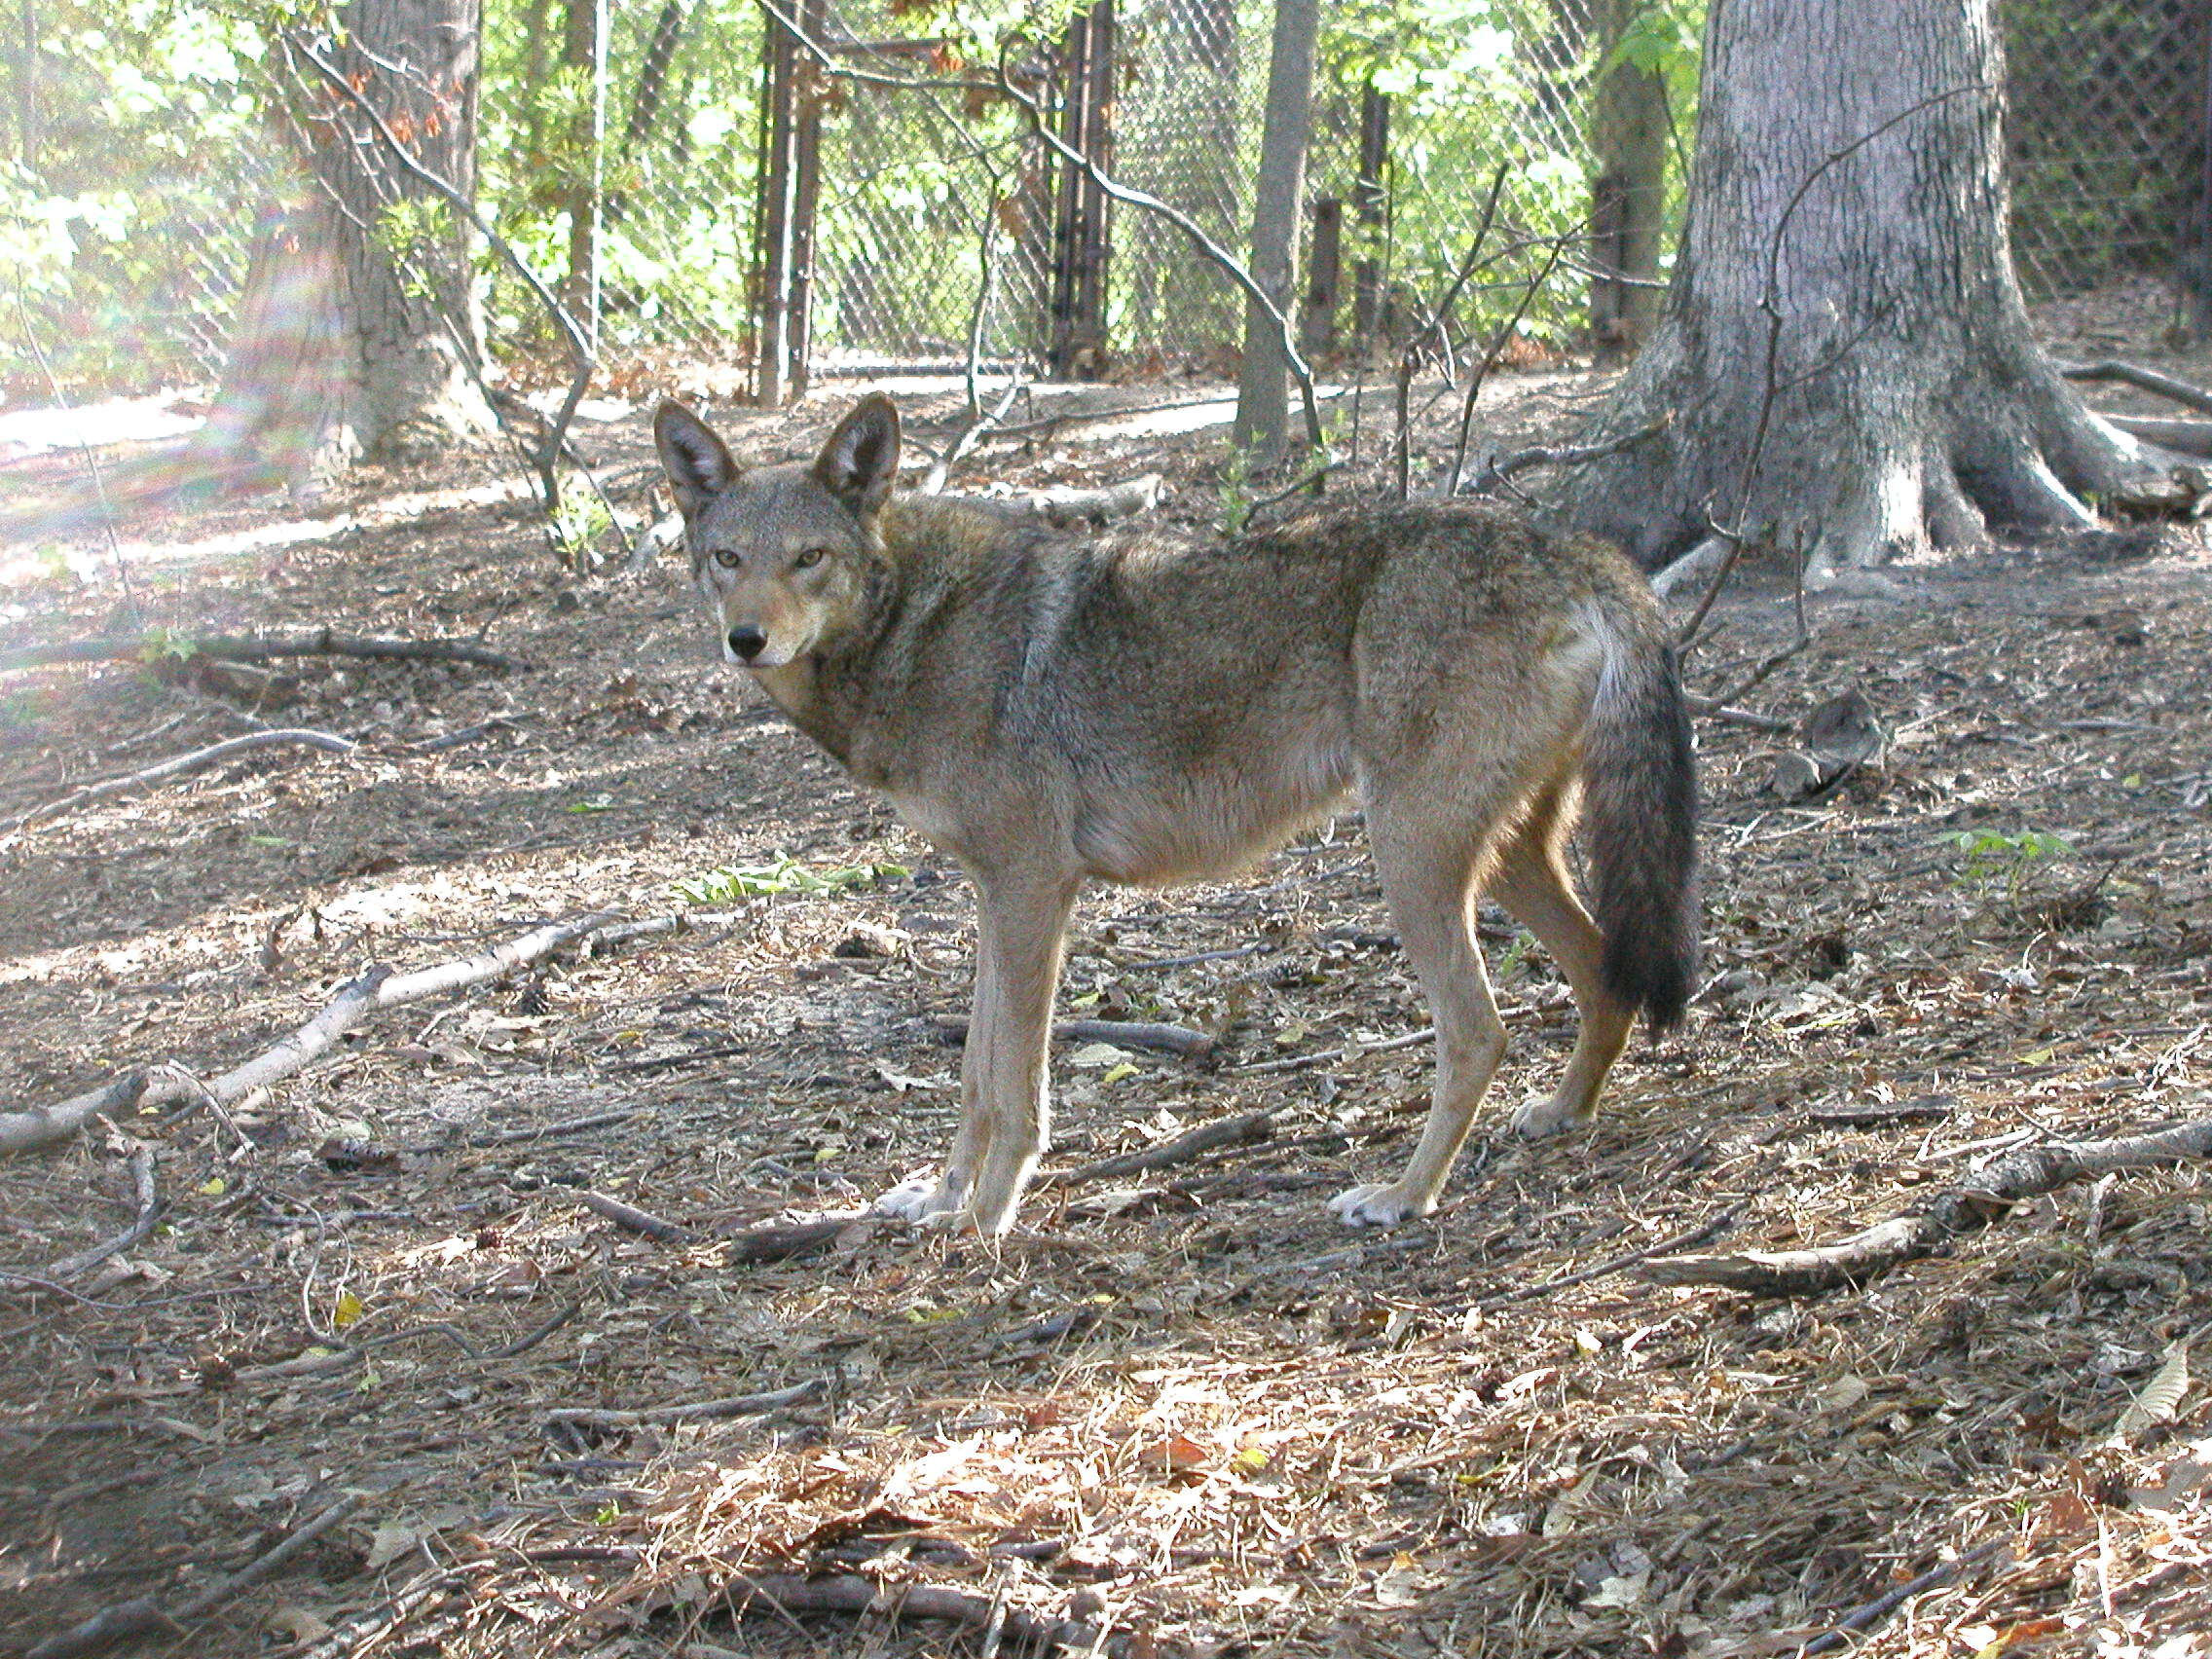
1641,1116,2212,1296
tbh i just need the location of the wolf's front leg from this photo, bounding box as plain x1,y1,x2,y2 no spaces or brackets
923,873,1079,1236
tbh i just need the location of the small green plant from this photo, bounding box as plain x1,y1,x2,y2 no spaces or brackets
137,626,198,663
1216,445,1256,535
672,853,908,904
552,490,612,559
1948,827,2075,909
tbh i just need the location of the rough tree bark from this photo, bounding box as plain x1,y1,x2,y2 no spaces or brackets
191,0,497,494
1232,0,1318,462
1564,0,2172,578
1585,0,1669,362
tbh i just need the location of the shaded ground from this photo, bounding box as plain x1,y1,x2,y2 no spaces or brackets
0,295,2208,1659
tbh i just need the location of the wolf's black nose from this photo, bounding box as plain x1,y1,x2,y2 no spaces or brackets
727,626,767,661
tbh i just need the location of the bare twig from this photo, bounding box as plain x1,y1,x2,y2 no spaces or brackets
578,1190,696,1245
719,1571,1133,1657
546,1377,825,1434
8,728,356,832
2055,358,2212,416
48,1147,162,1279
1445,236,1571,497
1792,1541,2011,1657
1044,1109,1275,1188
1643,1116,2212,1296
0,914,635,1155
1393,166,1510,501
989,45,1324,455
1463,1206,1736,1312
0,627,526,675
27,1493,365,1659
931,1014,1216,1060
1459,415,1672,498
724,1217,857,1265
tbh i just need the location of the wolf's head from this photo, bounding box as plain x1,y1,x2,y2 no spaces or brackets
653,393,901,669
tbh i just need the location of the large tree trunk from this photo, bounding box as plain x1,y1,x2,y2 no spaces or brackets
1564,0,2169,579
1232,0,1318,461
193,0,496,495
1584,0,1669,362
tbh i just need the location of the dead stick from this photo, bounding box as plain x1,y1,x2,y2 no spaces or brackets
1792,1540,2009,1658
11,728,356,830
1464,1207,1737,1312
546,1377,825,1433
578,1190,695,1245
0,628,525,674
719,1572,1129,1658
1045,1110,1275,1188
1643,1117,2212,1296
1,913,625,1155
724,1217,854,1265
2055,358,2212,417
932,1014,1217,1060
1459,415,1671,497
49,1146,162,1278
27,1493,365,1659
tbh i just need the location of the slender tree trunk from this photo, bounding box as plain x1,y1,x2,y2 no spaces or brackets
1233,0,1318,461
562,0,608,349
1585,0,1669,361
1565,0,2169,577
194,0,496,494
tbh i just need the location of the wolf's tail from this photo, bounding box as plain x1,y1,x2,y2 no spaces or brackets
1579,597,1700,1029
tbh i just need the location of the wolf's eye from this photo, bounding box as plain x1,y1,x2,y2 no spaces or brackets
714,549,742,569
793,548,826,570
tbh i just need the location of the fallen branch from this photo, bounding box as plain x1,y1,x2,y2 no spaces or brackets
932,1014,1216,1060
2056,358,2212,416
48,1146,162,1279
27,1493,365,1659
1045,1109,1274,1188
1464,1207,1736,1312
0,913,630,1155
0,627,525,675
1792,1540,2010,1658
578,1190,695,1245
10,728,356,831
1458,416,1672,498
724,1217,858,1265
1004,474,1166,528
719,1572,1131,1658
546,1377,825,1436
1641,1116,2212,1296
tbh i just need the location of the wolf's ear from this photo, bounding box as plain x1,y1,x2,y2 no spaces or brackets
655,400,740,521
812,393,901,516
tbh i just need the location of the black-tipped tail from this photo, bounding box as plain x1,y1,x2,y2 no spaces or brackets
1582,609,1700,1028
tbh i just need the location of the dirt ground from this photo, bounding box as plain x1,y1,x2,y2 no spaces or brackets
0,285,2208,1659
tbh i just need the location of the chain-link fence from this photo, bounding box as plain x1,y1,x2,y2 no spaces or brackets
2003,0,2207,307
5,1,2207,404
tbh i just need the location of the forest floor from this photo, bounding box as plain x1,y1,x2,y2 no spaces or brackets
0,281,2207,1659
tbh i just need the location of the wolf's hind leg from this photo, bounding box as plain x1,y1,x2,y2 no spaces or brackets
1490,784,1636,1139
1331,808,1508,1228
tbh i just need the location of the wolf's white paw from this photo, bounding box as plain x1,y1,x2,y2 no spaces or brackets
1508,1094,1588,1141
1329,1182,1433,1229
874,1173,963,1223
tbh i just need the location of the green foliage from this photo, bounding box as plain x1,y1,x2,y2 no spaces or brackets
672,854,909,903
1948,827,2076,910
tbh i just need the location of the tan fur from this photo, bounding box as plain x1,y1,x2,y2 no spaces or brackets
656,394,1696,1236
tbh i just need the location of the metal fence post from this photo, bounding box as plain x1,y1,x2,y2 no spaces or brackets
1047,0,1114,378
1351,81,1388,346
753,0,823,406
